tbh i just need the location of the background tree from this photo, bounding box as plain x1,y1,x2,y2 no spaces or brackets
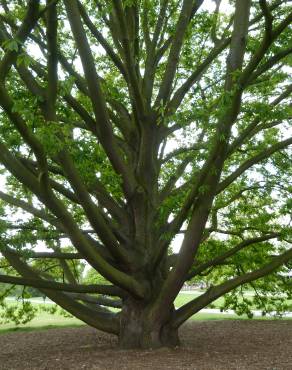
0,0,291,348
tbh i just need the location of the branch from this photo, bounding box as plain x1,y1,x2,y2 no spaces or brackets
6,250,82,260
20,145,127,225
63,94,96,131
0,142,40,196
239,9,292,88
211,0,222,44
187,233,280,279
259,0,273,37
168,42,229,114
0,85,47,182
69,293,122,309
228,84,292,154
155,0,198,106
0,0,40,81
1,247,120,334
0,14,46,102
217,137,292,193
159,156,192,203
0,144,146,297
0,188,117,264
161,142,207,163
38,0,59,18
87,178,127,225
0,274,121,295
151,0,169,49
0,190,58,227
17,156,79,204
33,184,147,298
44,0,58,120
173,247,292,327
77,1,127,80
63,0,135,198
111,1,145,118
57,150,132,263
248,46,292,85
142,0,169,104
167,0,289,114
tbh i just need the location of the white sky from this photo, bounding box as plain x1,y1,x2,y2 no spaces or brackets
203,0,233,13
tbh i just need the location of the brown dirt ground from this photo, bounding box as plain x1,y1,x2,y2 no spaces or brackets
0,320,292,370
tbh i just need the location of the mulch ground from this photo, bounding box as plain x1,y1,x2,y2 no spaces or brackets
0,320,292,369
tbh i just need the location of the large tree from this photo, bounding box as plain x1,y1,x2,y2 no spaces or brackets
0,0,291,348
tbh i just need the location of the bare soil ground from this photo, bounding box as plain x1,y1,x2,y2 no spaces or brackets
0,320,292,370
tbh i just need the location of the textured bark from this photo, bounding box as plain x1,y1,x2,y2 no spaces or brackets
119,299,179,349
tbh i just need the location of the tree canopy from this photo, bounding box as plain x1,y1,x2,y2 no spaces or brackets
0,0,291,348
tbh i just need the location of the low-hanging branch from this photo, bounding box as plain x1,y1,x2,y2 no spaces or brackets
187,233,281,279
6,250,82,260
173,247,292,327
0,274,124,296
69,292,122,309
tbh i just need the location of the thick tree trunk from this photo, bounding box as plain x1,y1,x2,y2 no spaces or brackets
118,299,179,349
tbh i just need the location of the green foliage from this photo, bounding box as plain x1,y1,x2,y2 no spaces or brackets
0,300,37,325
83,268,110,285
36,120,72,155
2,38,20,52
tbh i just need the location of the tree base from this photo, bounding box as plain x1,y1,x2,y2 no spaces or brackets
118,299,179,349
118,325,180,349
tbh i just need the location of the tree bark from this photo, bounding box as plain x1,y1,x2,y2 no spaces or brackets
118,298,179,349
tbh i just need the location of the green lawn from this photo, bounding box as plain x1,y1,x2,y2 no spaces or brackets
175,291,292,310
175,291,243,308
0,301,84,334
1,292,291,335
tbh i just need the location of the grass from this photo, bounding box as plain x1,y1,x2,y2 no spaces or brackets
175,291,292,310
175,291,241,309
0,322,84,335
1,292,291,335
0,301,84,334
